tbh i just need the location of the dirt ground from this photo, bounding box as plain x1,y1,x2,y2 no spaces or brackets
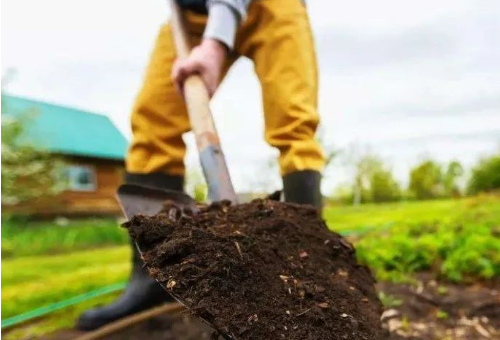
31,274,499,340
380,274,500,340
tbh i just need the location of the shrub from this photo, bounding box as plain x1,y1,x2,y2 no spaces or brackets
334,154,402,204
1,94,65,205
408,160,443,200
467,153,500,195
369,169,402,203
408,160,464,200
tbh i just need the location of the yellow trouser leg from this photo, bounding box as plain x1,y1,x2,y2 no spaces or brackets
126,14,235,176
127,1,324,177
126,23,189,176
236,0,325,175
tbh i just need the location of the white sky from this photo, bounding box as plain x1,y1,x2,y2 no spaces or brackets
2,0,500,193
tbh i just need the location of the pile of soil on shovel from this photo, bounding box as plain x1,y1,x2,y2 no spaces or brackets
124,199,384,340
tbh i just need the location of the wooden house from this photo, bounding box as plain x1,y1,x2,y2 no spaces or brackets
2,94,129,216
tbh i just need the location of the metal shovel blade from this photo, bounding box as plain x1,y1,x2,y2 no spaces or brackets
116,184,197,219
116,184,234,340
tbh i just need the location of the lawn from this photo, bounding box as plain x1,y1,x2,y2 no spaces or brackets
324,196,478,232
1,217,128,258
2,246,130,318
2,194,499,339
2,247,130,339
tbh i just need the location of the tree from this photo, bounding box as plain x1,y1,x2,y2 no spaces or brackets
467,152,500,195
443,161,464,197
335,151,402,204
409,159,465,200
369,168,402,203
352,154,379,204
408,160,443,200
1,92,64,205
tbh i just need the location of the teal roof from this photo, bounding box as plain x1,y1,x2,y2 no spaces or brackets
2,94,128,160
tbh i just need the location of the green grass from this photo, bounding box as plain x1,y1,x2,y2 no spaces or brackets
1,217,130,336
2,246,130,319
324,198,466,232
3,293,122,340
1,218,128,258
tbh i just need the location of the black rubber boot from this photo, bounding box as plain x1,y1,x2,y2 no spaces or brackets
283,170,322,211
76,172,183,331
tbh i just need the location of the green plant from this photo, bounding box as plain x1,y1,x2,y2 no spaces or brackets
467,152,500,195
333,152,402,204
408,160,465,200
408,160,443,200
436,309,449,320
185,169,208,202
443,161,464,197
437,285,448,295
401,316,410,332
1,92,65,205
378,292,403,307
350,195,500,282
369,168,402,203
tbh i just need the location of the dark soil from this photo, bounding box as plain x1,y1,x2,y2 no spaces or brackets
92,313,214,340
37,313,213,340
124,199,384,340
379,274,500,340
35,277,500,340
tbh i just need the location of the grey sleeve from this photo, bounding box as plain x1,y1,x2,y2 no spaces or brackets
203,0,253,50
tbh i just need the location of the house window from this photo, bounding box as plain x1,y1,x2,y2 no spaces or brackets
66,165,97,192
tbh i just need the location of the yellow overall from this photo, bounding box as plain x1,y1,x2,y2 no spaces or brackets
126,0,325,176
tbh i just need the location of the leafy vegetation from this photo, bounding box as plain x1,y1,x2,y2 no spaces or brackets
1,93,65,205
443,161,464,197
333,154,402,204
467,151,500,194
1,218,128,258
378,291,403,307
369,166,402,203
408,160,464,200
351,195,500,282
330,147,500,203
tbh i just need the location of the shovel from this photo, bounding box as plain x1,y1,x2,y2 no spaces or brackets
118,0,238,218
116,1,237,339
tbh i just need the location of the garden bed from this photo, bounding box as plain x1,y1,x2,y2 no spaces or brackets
33,275,498,340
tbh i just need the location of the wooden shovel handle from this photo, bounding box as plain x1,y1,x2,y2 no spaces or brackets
168,0,237,203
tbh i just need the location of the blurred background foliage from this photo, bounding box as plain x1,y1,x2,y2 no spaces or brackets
330,147,499,205
467,153,500,195
1,91,65,206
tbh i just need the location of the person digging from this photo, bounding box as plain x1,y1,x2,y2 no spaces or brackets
77,0,324,331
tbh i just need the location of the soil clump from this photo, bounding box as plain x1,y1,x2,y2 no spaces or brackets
125,199,384,340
